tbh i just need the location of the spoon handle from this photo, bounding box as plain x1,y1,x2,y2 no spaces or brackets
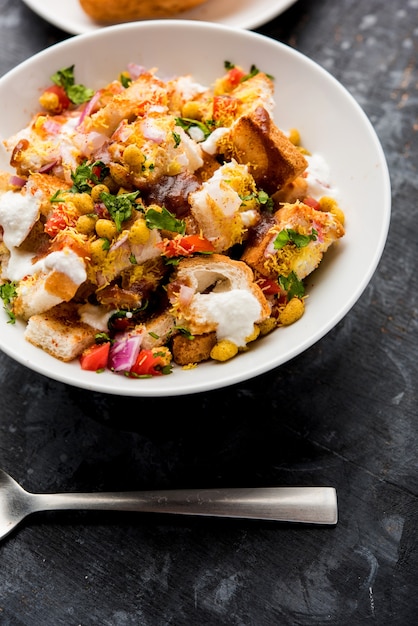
30,486,338,525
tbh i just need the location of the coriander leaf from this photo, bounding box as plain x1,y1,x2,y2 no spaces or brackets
274,228,317,250
120,74,132,88
51,65,93,105
279,272,305,299
172,131,181,148
257,190,274,211
240,190,274,211
175,326,195,340
241,64,260,82
175,117,215,140
70,160,110,193
145,206,186,235
50,190,67,203
95,332,112,344
100,191,140,231
0,282,17,323
67,83,94,105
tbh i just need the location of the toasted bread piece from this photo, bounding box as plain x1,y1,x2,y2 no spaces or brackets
272,175,308,205
24,303,97,362
168,254,270,345
241,201,345,280
141,310,178,350
230,106,307,194
171,331,216,366
13,248,87,320
79,0,208,24
189,161,258,253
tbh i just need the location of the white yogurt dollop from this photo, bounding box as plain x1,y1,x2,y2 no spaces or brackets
195,289,261,346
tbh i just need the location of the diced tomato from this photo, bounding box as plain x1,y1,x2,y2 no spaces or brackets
42,85,71,113
213,95,239,124
303,196,321,210
80,342,110,371
91,163,105,180
44,207,68,236
226,66,246,87
179,234,215,254
130,349,165,377
257,277,281,295
159,234,215,258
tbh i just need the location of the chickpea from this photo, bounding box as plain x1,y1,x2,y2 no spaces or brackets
245,325,260,344
258,317,277,336
319,196,345,225
181,101,202,120
91,184,109,203
95,218,118,240
128,219,150,245
71,192,94,215
278,298,305,326
76,214,97,235
210,340,238,362
288,127,301,146
123,144,144,171
109,163,131,188
90,238,108,263
38,92,61,114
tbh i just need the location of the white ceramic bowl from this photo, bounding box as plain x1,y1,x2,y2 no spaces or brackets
0,20,391,396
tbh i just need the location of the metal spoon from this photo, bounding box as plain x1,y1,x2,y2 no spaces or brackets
0,469,337,540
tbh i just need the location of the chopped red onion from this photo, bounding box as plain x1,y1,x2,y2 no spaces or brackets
78,89,103,126
108,333,142,372
9,175,26,187
127,63,147,80
38,160,58,173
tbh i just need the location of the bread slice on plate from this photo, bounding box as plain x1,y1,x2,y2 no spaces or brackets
24,303,97,362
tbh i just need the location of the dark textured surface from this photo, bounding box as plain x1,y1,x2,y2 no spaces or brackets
0,1,417,624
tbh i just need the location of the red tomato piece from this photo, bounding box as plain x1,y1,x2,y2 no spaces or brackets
130,349,164,377
160,234,215,258
44,207,68,236
92,163,105,180
43,85,71,112
226,67,246,87
257,277,281,295
80,342,110,371
213,95,239,124
179,234,215,254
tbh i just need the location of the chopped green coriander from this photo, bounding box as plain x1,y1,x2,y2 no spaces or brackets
50,190,67,203
0,282,17,323
175,117,215,140
145,206,186,235
51,65,94,105
100,191,140,232
279,272,305,299
274,228,318,250
70,160,110,193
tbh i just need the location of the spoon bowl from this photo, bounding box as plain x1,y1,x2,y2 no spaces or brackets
0,469,338,540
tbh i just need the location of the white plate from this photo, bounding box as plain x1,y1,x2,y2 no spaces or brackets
0,20,391,396
21,0,298,34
